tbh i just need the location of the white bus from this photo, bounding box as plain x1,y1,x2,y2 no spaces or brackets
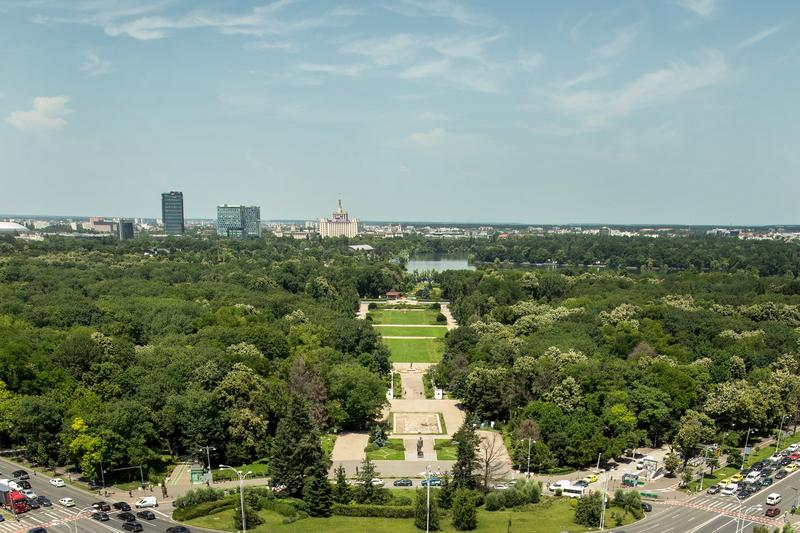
561,485,587,498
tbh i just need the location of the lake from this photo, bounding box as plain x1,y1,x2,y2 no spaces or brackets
405,255,475,272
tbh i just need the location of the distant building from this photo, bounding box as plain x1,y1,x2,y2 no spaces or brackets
87,217,115,233
217,205,261,238
0,221,31,235
161,191,185,235
118,219,134,240
319,199,359,238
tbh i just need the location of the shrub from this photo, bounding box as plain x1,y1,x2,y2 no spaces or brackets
430,303,441,310
436,313,447,323
172,497,236,521
173,487,225,509
451,489,477,531
484,492,503,511
332,503,415,518
368,302,378,310
391,494,413,506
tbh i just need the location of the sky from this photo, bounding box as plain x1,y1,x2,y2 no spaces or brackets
1,0,798,224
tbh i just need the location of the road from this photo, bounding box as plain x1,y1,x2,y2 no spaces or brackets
0,457,213,533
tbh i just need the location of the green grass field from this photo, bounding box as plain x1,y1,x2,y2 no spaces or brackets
384,338,444,363
366,439,406,460
375,325,448,338
435,439,457,460
369,309,441,325
184,497,623,533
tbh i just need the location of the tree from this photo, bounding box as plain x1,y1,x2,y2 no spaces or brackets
664,451,680,475
332,464,351,504
233,502,263,530
478,432,506,493
451,489,477,531
674,410,716,467
452,419,480,490
269,399,322,497
353,456,387,504
304,456,333,517
574,492,602,527
438,473,454,509
414,488,440,531
327,363,387,429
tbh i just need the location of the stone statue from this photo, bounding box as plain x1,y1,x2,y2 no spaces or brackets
417,436,424,458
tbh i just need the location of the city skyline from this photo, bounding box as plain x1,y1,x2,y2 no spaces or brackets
1,1,799,224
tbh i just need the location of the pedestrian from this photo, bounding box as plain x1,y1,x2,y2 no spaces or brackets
129,490,132,498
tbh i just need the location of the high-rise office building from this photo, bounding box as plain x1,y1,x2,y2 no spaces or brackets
118,219,134,240
161,191,185,234
217,205,261,238
319,199,359,238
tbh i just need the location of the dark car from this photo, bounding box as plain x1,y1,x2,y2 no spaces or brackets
745,483,760,494
19,480,32,490
421,477,441,487
27,497,40,509
136,511,155,520
736,490,751,500
166,527,192,533
117,512,136,522
764,466,778,476
707,484,721,494
88,480,103,491
93,501,111,511
113,502,132,511
27,529,46,533
766,507,781,517
122,522,143,533
780,457,792,466
641,502,652,512
13,469,29,480
775,470,788,480
393,479,413,487
573,479,589,488
0,515,4,522
761,477,774,487
91,512,110,522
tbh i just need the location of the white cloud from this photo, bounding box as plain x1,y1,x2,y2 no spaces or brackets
416,111,449,121
244,40,295,52
552,49,730,130
80,51,112,76
564,66,609,88
590,23,641,60
399,59,450,80
298,63,364,76
517,50,543,72
7,96,72,132
387,0,494,27
676,0,718,17
401,127,479,150
734,24,785,51
406,127,450,146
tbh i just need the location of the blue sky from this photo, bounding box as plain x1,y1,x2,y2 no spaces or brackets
1,0,798,224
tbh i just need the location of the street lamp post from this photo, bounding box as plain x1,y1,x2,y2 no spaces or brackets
199,446,216,484
776,415,790,454
104,465,145,489
735,505,762,533
71,506,97,533
426,464,431,533
742,428,754,470
220,465,252,533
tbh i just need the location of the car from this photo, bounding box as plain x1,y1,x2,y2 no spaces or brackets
584,474,598,483
766,507,781,517
88,480,102,491
745,483,760,494
736,490,751,500
48,478,65,487
36,496,52,507
93,501,111,511
721,484,739,496
707,484,721,494
761,477,774,487
573,480,589,488
0,516,4,522
720,477,732,485
121,522,143,532
788,444,800,453
393,479,412,487
780,457,792,466
19,480,32,490
58,497,75,507
22,488,37,499
117,512,136,522
27,498,40,509
8,481,21,490
166,527,192,533
421,477,441,487
27,529,46,533
91,512,110,521
12,469,29,480
136,511,155,520
641,502,652,512
790,452,800,461
113,502,132,511
775,469,788,480
730,473,744,483
370,478,384,487
745,471,761,483
494,483,510,490
135,496,158,508
785,463,798,473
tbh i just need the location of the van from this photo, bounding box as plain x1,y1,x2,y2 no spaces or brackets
721,484,738,496
548,480,571,492
745,471,761,483
134,496,157,508
766,493,782,506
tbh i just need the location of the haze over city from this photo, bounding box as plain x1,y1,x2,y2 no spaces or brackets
2,0,798,224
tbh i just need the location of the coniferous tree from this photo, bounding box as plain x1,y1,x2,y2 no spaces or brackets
438,473,454,509
332,464,351,504
269,398,322,497
452,418,480,490
304,456,333,517
234,502,263,530
451,489,477,531
414,488,440,531
353,455,388,504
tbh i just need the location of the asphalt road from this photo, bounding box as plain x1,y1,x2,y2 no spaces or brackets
0,457,211,533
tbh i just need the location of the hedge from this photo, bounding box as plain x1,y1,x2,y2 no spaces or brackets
332,503,415,518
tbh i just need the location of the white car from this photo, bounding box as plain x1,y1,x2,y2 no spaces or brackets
7,481,20,491
721,484,739,496
59,497,75,507
370,478,384,487
135,496,158,508
788,444,800,453
22,489,37,499
49,478,65,487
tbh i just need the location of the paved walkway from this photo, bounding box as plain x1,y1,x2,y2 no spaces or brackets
355,301,369,319
330,432,370,462
440,303,458,330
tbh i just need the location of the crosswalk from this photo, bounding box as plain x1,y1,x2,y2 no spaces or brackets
0,506,91,533
659,496,785,528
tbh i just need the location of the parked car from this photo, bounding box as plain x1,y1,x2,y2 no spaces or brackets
12,470,29,480
706,485,721,494
785,463,798,473
393,479,412,487
573,480,589,488
721,484,739,496
117,512,136,522
370,478,384,487
91,512,110,522
766,507,781,517
113,502,132,511
135,497,157,508
760,477,774,487
584,474,598,483
730,473,744,483
641,502,652,512
745,483,760,494
36,496,52,507
136,511,155,520
493,483,510,490
165,527,192,533
122,522,143,532
421,477,441,487
48,478,65,487
88,480,102,491
58,497,75,507
775,470,788,480
780,457,792,467
93,502,111,511
736,490,751,500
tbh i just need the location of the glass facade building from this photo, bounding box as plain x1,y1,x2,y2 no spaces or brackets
118,219,134,240
217,205,261,238
161,191,185,235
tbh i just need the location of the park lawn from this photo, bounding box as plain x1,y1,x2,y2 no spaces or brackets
212,458,269,481
435,439,457,460
688,431,800,492
375,325,448,338
184,498,606,533
366,439,406,461
369,309,441,325
321,434,336,458
385,338,444,363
